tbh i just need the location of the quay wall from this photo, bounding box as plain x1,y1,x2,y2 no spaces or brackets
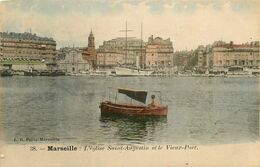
0,64,47,71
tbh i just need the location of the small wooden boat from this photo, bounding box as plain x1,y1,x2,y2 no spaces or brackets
39,70,65,76
99,88,168,116
0,69,13,77
24,70,39,76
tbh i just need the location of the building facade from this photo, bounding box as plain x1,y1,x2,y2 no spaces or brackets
196,45,213,69
58,47,90,73
96,38,145,68
173,51,190,67
197,50,205,67
81,30,97,69
145,35,174,69
212,41,260,71
0,32,56,60
97,51,124,68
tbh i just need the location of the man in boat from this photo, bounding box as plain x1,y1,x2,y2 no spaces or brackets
148,95,158,108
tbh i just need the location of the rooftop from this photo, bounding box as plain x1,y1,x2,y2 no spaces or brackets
148,35,172,45
103,37,144,44
0,32,55,42
214,41,260,48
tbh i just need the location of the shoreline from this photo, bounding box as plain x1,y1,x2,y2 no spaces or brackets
1,74,259,78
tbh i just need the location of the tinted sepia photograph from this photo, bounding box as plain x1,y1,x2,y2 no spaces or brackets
0,0,259,166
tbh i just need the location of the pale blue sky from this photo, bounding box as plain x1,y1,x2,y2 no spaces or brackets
0,0,259,49
4,0,256,15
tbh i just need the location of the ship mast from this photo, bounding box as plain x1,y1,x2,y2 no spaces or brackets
140,23,143,69
120,21,132,65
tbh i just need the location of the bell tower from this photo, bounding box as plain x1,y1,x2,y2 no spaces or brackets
83,29,97,69
88,30,95,48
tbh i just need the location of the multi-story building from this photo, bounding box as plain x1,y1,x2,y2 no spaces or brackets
97,38,145,68
196,45,213,69
145,35,174,69
196,45,206,67
97,51,124,68
173,50,198,71
173,51,190,67
212,41,260,71
0,32,56,60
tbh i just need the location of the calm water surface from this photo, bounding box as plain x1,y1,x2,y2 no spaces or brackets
0,76,259,145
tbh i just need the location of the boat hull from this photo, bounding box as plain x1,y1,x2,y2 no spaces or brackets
114,67,153,76
100,101,168,116
40,71,65,76
0,70,13,77
24,71,39,76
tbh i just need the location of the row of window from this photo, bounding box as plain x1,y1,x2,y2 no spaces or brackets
146,53,173,57
1,54,53,58
1,42,55,47
217,60,260,65
97,61,124,65
147,61,171,66
1,46,56,50
216,52,259,57
1,50,55,54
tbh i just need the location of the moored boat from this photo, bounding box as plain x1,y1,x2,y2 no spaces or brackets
0,69,13,77
24,70,39,76
39,70,65,76
114,66,153,76
99,88,168,116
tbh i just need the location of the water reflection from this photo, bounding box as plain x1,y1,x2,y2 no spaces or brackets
99,114,167,144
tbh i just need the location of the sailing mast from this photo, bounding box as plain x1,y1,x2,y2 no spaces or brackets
120,21,132,65
140,23,143,69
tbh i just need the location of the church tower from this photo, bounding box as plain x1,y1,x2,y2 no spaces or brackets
82,30,97,69
88,30,95,48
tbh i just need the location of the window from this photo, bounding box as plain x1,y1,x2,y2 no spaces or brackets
226,60,230,65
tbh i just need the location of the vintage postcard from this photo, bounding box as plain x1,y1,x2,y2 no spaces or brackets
0,0,259,166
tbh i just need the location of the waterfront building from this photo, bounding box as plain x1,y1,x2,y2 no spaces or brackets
196,45,206,67
195,44,213,71
0,32,56,60
97,51,124,68
173,50,197,70
212,41,260,71
145,35,174,69
173,50,192,67
81,30,97,69
97,38,145,68
58,47,90,73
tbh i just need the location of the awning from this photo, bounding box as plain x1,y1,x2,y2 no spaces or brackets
118,88,147,104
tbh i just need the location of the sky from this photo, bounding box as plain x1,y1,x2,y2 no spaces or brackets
0,0,259,50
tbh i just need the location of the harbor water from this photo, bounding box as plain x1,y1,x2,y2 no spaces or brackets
0,76,259,145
